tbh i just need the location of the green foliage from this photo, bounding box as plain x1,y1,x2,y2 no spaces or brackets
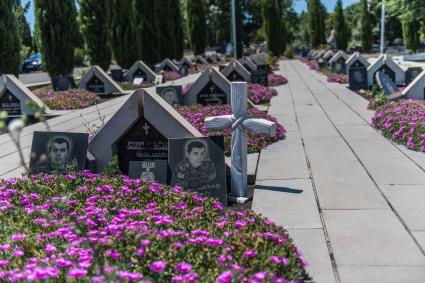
80,0,112,70
107,0,139,69
371,84,382,97
401,19,420,51
233,0,244,58
360,0,372,52
262,0,286,56
187,0,207,55
284,47,294,58
34,0,79,77
308,0,327,48
15,2,32,51
73,48,85,67
135,0,160,65
0,0,21,75
334,0,349,51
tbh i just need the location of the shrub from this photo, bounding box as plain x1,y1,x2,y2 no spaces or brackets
372,100,425,152
284,48,294,59
248,84,278,104
176,104,286,155
0,172,309,282
32,88,100,110
268,74,288,86
118,82,155,91
367,93,388,110
74,48,85,67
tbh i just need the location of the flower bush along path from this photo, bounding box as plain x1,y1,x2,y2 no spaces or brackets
0,172,309,282
252,59,425,283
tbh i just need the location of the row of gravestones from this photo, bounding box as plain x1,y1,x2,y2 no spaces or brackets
307,49,349,74
28,85,276,205
345,52,425,100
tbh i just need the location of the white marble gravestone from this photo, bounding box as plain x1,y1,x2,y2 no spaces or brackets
402,70,425,100
184,67,231,106
0,75,51,116
79,65,124,95
367,54,405,86
205,82,276,203
124,60,157,83
238,56,257,73
221,60,251,82
155,59,180,73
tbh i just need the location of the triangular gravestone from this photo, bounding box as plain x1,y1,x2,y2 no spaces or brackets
124,61,157,83
221,60,251,82
402,70,425,100
194,55,209,66
250,52,269,66
79,65,124,95
88,89,204,174
0,75,51,116
367,54,405,86
184,67,231,106
329,51,349,74
376,71,401,97
323,50,335,61
313,50,325,60
179,57,194,69
346,52,369,90
238,56,257,73
155,59,180,73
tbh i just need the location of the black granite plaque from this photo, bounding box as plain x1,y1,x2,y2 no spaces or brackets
406,67,423,85
117,118,168,174
111,69,124,82
251,69,269,86
52,75,76,91
29,131,89,174
374,64,395,84
348,60,368,90
0,90,21,115
227,70,245,82
156,85,183,106
197,82,227,105
376,71,400,96
128,160,168,183
169,136,227,205
87,76,105,94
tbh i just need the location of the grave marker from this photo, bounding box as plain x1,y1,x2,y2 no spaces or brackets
79,65,124,95
125,61,156,83
238,56,257,73
0,75,51,116
194,55,209,66
184,67,231,106
251,64,269,86
156,85,183,106
128,160,168,183
323,50,335,61
155,59,180,73
52,75,77,91
367,54,405,86
205,82,276,203
402,70,425,100
221,60,251,82
405,67,423,85
329,51,349,74
346,52,369,90
376,71,401,96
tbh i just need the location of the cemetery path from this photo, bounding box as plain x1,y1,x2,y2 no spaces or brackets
253,60,425,283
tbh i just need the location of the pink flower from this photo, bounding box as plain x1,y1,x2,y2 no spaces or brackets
176,262,192,274
67,268,87,278
150,261,167,273
243,249,257,258
217,270,233,283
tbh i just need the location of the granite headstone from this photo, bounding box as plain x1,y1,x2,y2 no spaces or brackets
128,160,168,183
156,85,183,106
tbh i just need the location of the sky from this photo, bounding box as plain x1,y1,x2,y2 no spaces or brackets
23,0,360,32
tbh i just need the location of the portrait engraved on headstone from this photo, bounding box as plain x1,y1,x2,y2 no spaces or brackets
29,132,89,174
156,85,182,106
169,136,226,204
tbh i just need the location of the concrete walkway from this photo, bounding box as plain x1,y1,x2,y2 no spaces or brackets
253,60,425,283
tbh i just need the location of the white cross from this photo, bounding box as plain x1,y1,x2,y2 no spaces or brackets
205,82,276,202
142,122,150,136
209,84,216,93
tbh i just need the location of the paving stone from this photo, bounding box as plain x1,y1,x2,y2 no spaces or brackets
297,116,340,138
323,210,425,266
338,266,425,283
289,229,336,283
252,179,322,229
413,231,425,251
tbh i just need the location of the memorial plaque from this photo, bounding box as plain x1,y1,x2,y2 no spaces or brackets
169,136,227,204
29,131,89,174
156,85,183,106
348,60,368,90
227,70,245,82
128,160,168,183
332,58,346,74
117,118,168,174
374,64,396,84
0,90,21,115
52,76,76,91
87,76,105,94
251,69,268,86
197,82,227,105
134,68,148,81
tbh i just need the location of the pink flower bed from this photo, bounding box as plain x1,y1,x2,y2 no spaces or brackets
268,74,288,86
298,58,319,70
0,172,309,282
372,100,425,152
33,88,100,110
248,84,278,104
326,74,348,84
163,71,181,81
176,105,286,155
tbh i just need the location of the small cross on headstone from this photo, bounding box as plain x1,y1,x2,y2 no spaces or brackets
205,82,276,202
142,122,150,136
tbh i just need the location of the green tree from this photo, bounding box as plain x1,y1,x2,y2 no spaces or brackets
135,0,160,65
334,0,349,50
360,0,372,52
262,0,285,56
15,2,32,50
308,0,326,48
172,0,184,59
401,19,420,51
157,0,180,59
34,0,79,77
187,0,207,55
108,0,139,69
80,0,111,70
0,0,20,75
233,0,244,58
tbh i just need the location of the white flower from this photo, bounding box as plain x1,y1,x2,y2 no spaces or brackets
8,119,25,134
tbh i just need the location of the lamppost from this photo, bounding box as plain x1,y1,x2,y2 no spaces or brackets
380,0,386,53
232,0,237,58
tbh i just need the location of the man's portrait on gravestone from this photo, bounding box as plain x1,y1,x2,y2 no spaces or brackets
162,88,178,105
30,132,89,174
171,139,219,197
353,70,363,82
